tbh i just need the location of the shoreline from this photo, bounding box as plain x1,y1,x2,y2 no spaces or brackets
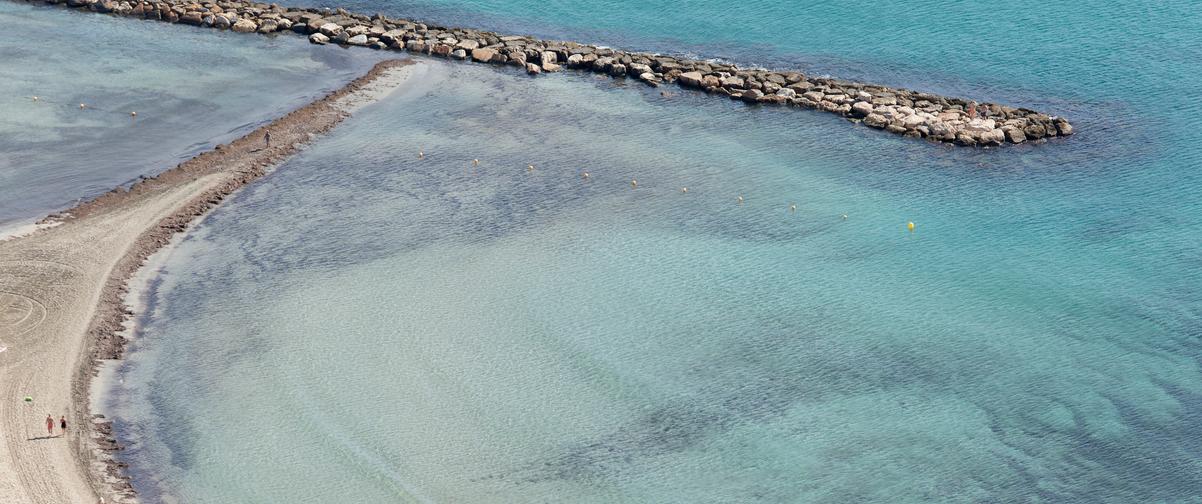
0,58,415,503
7,0,1073,147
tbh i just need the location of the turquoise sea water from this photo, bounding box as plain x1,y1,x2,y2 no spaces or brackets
51,0,1202,502
0,1,385,232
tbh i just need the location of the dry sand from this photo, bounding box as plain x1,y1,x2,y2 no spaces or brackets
0,58,416,503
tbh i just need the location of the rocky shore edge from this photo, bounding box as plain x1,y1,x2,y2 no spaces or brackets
58,59,412,502
12,0,1073,147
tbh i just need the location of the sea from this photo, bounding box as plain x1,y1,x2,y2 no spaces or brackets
3,0,1202,502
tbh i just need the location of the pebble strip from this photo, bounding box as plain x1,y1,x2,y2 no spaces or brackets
13,0,1073,145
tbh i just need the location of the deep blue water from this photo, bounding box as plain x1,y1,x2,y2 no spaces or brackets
32,0,1200,502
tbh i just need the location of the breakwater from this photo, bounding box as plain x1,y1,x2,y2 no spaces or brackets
14,0,1072,146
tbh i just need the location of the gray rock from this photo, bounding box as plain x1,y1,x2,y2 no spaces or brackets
309,32,330,44
451,48,467,59
872,95,897,106
471,48,497,63
864,113,888,129
232,19,257,32
851,101,874,118
678,71,704,88
542,62,562,72
980,128,1006,145
347,34,368,45
525,62,541,74
741,89,764,102
775,88,796,98
319,22,342,36
456,39,480,50
638,72,660,86
180,11,203,25
609,63,626,76
1005,128,1027,143
719,76,745,89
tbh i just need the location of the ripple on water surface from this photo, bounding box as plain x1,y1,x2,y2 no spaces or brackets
101,57,1202,503
0,1,387,231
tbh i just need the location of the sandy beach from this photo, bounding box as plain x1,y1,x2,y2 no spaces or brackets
0,58,415,503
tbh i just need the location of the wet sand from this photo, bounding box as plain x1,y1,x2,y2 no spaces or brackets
0,58,415,503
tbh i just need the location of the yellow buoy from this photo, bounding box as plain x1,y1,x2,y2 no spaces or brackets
631,179,638,189
681,187,688,193
737,195,744,204
907,221,916,232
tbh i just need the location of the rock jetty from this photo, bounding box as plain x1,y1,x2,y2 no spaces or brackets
16,0,1073,146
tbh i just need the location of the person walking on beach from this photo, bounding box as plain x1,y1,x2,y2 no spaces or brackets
60,415,67,435
45,414,54,437
264,130,271,148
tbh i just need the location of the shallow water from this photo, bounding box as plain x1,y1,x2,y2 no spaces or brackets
0,2,386,232
102,20,1202,500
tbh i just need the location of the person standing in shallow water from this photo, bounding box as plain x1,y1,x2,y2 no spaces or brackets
264,130,271,148
60,415,67,435
45,414,53,437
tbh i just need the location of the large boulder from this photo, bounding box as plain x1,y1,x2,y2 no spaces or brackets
979,128,1006,145
309,32,330,44
231,19,257,32
525,62,541,75
456,39,480,50
863,113,888,129
740,89,765,103
871,95,897,106
638,72,660,87
719,76,744,89
961,118,997,133
1054,119,1073,136
319,23,342,36
677,71,704,88
213,14,231,29
180,11,203,25
471,48,497,63
1004,128,1027,143
347,34,369,45
851,101,874,118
